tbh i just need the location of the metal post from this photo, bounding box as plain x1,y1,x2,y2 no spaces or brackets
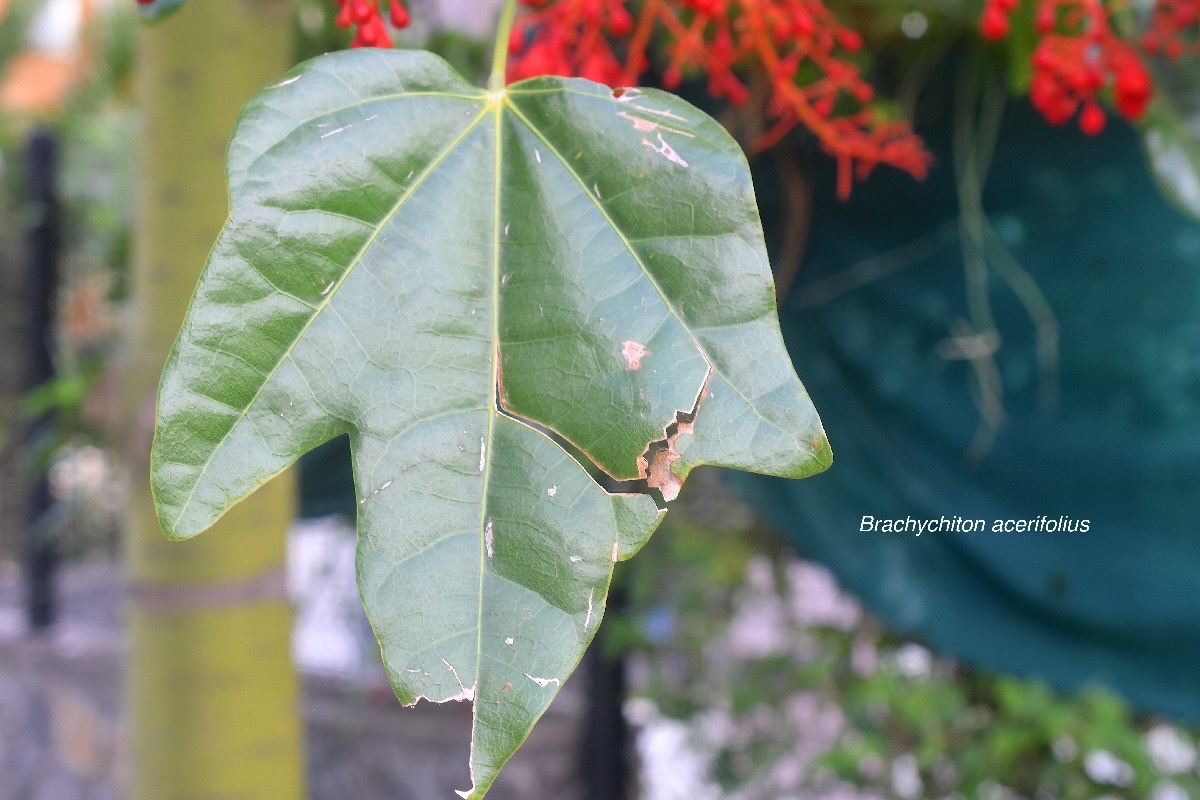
24,126,59,630
582,586,630,800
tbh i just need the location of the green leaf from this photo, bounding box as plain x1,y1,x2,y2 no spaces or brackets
137,0,189,22
151,49,829,798
1141,61,1200,223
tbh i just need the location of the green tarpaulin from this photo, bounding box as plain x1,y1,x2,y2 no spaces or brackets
739,96,1200,721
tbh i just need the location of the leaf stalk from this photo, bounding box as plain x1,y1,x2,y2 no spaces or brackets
490,0,519,93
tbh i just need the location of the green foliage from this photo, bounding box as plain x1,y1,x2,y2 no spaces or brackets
150,47,828,796
621,489,1200,800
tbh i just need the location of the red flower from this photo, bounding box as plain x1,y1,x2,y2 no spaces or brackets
980,0,1162,134
509,0,931,199
331,0,409,49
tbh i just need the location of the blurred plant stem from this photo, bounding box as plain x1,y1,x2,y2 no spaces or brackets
125,1,305,797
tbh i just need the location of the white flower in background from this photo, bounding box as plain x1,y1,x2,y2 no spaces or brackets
891,753,922,800
785,561,861,630
893,643,933,679
785,693,845,746
727,592,790,658
769,755,804,792
50,445,127,516
727,557,789,659
28,0,82,55
857,753,885,781
1052,735,1079,762
746,555,777,592
26,0,119,55
1144,725,1197,775
626,698,721,800
1150,781,1189,800
977,779,1022,800
691,708,736,751
900,10,929,39
1084,749,1135,787
851,637,878,676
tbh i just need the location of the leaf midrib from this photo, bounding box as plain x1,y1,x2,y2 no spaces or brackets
463,97,507,794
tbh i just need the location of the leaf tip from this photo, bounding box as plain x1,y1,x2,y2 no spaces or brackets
611,491,666,561
805,431,834,475
149,466,233,544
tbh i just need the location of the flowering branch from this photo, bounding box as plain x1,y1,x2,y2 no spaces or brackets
507,0,932,199
330,0,411,48
980,0,1154,135
314,0,1200,197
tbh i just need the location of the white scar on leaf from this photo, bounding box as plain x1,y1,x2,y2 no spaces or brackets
524,674,560,688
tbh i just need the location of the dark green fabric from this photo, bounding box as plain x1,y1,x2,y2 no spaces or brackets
738,97,1200,721
299,435,357,521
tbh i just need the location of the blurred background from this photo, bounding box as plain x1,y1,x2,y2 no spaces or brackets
1,1,1200,799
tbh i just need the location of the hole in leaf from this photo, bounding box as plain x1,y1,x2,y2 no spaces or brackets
635,367,712,502
494,342,712,503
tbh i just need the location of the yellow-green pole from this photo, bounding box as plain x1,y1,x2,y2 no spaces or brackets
126,1,305,797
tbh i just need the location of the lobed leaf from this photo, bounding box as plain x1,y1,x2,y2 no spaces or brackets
151,49,829,798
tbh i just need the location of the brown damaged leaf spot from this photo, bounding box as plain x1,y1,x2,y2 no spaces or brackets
619,111,659,133
621,340,650,371
616,110,695,139
636,367,712,502
646,441,682,501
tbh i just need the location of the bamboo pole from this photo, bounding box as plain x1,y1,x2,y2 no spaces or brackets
126,1,305,797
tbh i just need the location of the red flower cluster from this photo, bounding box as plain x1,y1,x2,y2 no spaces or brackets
507,0,635,84
980,0,1152,135
509,0,931,199
979,0,1018,40
332,0,411,48
1143,0,1200,59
